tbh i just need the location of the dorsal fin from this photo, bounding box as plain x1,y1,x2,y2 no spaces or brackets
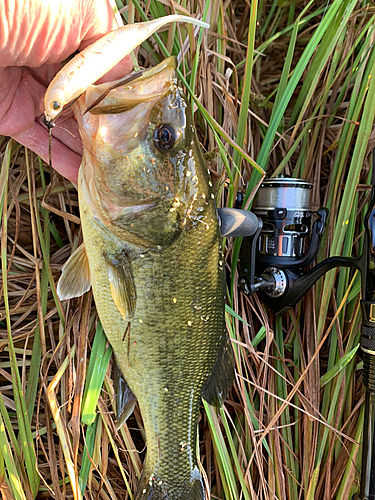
57,244,91,300
106,251,137,320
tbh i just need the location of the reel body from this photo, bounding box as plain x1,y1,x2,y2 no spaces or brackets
253,177,313,263
235,177,328,313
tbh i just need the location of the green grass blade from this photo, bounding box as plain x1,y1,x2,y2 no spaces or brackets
288,0,357,127
1,156,39,498
254,0,348,174
81,321,113,425
320,344,360,388
203,400,239,500
0,413,27,500
232,0,258,176
219,407,251,500
79,416,98,495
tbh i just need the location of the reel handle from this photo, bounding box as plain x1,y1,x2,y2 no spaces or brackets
217,208,261,238
262,255,360,315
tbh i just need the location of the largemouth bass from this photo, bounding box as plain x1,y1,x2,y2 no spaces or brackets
57,57,234,500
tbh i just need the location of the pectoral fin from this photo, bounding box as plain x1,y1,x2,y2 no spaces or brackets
201,332,235,407
106,251,137,320
57,244,91,300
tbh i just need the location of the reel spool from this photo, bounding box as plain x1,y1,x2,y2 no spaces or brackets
253,178,313,265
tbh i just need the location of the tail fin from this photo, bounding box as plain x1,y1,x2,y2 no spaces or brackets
134,470,205,499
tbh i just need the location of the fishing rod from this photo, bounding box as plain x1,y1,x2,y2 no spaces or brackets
217,149,375,498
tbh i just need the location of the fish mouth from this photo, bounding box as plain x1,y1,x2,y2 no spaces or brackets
85,57,177,115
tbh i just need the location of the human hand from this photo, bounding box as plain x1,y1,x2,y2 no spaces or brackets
0,0,133,184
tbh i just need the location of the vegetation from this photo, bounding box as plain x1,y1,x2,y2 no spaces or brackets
1,0,375,498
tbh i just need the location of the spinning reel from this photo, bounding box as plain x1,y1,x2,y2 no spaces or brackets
217,172,375,500
238,177,329,314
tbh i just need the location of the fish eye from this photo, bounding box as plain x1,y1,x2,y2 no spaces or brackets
51,101,61,111
154,124,179,150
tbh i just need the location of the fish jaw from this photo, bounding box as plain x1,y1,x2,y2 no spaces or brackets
85,57,178,115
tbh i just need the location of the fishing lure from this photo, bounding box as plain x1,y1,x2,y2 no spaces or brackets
43,14,209,124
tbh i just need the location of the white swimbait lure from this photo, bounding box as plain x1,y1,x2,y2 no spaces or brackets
44,14,209,123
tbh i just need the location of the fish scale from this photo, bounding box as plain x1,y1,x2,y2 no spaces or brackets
58,57,234,499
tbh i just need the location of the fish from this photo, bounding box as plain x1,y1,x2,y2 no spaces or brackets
57,57,234,500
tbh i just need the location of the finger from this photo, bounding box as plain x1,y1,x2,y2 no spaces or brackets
81,0,124,41
2,0,131,69
0,67,41,136
96,55,133,84
13,120,81,184
38,113,82,156
0,67,79,154
1,0,86,67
